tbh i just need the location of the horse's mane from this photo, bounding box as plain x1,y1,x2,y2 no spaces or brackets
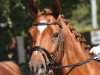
61,15,90,51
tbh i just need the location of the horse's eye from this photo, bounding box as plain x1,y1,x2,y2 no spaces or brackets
52,32,59,38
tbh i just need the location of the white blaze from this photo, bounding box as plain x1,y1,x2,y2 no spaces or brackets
37,20,47,34
35,20,47,55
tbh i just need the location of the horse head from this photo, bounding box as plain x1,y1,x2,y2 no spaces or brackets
28,0,62,75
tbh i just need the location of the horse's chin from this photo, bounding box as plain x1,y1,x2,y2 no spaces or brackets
48,69,54,75
31,68,53,75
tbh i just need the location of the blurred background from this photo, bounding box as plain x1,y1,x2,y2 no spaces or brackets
0,0,100,75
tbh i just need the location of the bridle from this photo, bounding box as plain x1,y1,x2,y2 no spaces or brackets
30,21,64,69
29,19,98,70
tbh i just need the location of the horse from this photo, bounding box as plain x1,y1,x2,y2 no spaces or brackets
0,61,22,75
28,0,100,75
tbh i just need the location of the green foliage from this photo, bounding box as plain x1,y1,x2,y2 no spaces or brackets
61,0,89,18
70,2,92,31
70,20,93,32
0,0,33,61
70,0,100,31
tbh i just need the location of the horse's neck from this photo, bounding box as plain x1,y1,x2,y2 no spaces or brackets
60,20,100,75
62,20,90,61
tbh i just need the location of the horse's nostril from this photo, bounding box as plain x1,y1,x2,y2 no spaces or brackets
31,66,34,71
41,64,44,69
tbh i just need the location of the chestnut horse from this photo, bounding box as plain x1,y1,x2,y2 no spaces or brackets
0,61,22,75
28,0,100,75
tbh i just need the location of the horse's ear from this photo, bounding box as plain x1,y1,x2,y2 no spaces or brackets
29,0,40,18
52,0,61,19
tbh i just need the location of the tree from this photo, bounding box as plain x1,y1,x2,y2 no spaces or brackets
0,0,33,61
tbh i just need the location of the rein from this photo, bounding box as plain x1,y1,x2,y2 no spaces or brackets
30,21,97,70
50,55,97,69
